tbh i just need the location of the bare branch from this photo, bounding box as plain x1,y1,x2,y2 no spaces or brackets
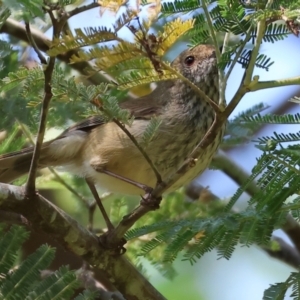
67,2,100,19
25,22,47,64
0,210,30,226
212,150,260,195
25,56,56,195
263,236,300,269
243,19,266,85
0,182,166,300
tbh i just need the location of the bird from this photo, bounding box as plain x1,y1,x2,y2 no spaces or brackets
0,44,224,197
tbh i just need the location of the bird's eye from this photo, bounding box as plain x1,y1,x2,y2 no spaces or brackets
184,56,195,66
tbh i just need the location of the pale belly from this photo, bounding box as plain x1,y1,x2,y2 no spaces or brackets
59,114,224,195
64,131,222,195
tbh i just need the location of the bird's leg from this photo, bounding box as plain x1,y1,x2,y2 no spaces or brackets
93,167,163,209
85,178,126,254
92,166,153,194
85,178,114,231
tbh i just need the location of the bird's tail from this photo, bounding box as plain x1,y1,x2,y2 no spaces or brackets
0,146,36,183
0,131,88,183
0,127,90,183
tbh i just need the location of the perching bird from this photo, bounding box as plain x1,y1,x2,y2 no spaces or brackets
0,44,224,195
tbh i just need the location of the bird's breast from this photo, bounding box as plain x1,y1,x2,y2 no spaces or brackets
67,101,223,195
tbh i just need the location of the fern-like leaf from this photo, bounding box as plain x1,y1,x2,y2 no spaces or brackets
163,229,196,263
263,282,288,300
263,272,300,300
263,23,290,43
1,244,55,299
113,9,136,32
0,225,30,276
218,0,251,34
161,0,201,14
125,220,178,240
155,18,195,55
255,132,300,145
0,8,10,30
25,266,80,300
2,0,44,20
243,113,300,125
74,290,99,300
116,68,178,90
141,117,162,147
187,14,210,45
0,67,33,92
70,42,140,67
48,28,118,56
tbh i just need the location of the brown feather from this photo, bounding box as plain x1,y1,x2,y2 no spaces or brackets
0,93,163,183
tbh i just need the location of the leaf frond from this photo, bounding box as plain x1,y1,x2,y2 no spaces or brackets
48,28,118,56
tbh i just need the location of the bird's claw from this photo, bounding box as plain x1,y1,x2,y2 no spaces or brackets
98,233,127,256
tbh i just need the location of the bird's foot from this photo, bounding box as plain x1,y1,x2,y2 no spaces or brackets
98,233,127,256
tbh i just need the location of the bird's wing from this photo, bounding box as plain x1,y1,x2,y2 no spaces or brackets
58,93,167,138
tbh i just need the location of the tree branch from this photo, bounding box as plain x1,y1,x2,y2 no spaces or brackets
25,55,56,195
25,22,47,64
0,18,110,85
262,236,300,269
251,76,300,91
67,2,100,19
243,19,266,85
212,150,260,195
0,183,166,300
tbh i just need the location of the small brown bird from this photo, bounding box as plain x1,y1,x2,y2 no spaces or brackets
0,44,224,195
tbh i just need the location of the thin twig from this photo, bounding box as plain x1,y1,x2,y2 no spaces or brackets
202,0,225,108
91,99,163,184
223,85,248,118
222,33,230,54
25,9,64,196
202,0,220,61
224,27,252,82
250,76,300,91
243,19,266,85
25,58,56,195
50,169,90,203
67,2,100,19
24,22,47,64
112,117,163,184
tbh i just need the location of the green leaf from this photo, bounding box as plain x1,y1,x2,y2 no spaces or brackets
141,117,162,148
25,266,79,300
1,245,55,299
3,0,44,21
0,225,30,276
